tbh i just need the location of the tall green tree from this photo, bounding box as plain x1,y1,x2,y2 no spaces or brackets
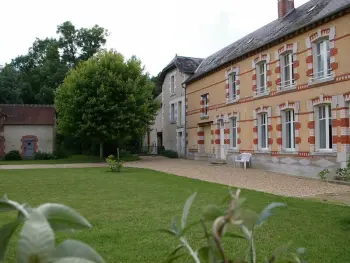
55,51,159,159
0,21,108,104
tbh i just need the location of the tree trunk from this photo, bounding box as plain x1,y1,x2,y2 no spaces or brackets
99,142,104,160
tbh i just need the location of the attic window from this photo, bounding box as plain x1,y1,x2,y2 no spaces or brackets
247,38,254,44
308,5,317,13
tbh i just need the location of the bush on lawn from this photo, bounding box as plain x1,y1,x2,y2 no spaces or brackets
0,194,103,263
161,189,307,263
34,151,56,160
53,144,69,159
4,150,22,161
162,150,178,158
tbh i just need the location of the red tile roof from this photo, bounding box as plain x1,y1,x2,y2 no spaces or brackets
0,104,55,125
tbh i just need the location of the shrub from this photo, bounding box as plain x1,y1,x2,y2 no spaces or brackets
0,194,104,263
34,151,56,160
161,189,307,263
318,168,329,181
106,154,124,172
53,145,69,159
4,150,22,161
162,150,178,158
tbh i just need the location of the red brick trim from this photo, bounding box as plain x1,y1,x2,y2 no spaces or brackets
197,140,205,145
276,138,282,145
330,62,339,71
294,73,300,80
295,122,301,130
293,60,300,68
253,126,257,133
253,139,258,145
276,124,282,132
330,48,338,56
237,139,241,145
237,127,241,133
224,128,230,134
340,118,350,127
268,138,273,145
308,121,314,129
215,129,220,135
252,74,257,80
197,131,204,136
275,66,281,74
308,136,315,144
20,135,38,157
268,125,273,132
295,137,301,144
215,139,220,145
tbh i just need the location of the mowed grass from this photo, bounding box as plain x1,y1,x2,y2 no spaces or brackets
0,168,349,263
0,154,140,165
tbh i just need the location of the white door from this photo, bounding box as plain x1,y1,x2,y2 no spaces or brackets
219,120,226,160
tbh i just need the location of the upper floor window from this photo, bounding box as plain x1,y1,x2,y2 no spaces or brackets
282,110,295,151
170,103,175,123
313,39,331,80
231,117,238,149
228,72,237,100
280,53,294,88
256,62,267,95
177,101,183,126
201,94,208,116
316,104,332,151
258,113,268,150
170,75,175,94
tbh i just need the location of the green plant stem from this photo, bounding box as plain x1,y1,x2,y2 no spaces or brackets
179,237,200,263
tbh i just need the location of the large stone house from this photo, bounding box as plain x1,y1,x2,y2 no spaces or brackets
145,55,203,157
184,0,350,178
0,104,56,159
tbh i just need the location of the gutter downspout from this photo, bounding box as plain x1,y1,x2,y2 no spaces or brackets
181,81,187,159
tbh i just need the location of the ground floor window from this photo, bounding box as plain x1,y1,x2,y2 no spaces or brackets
316,104,332,150
258,113,268,150
231,117,237,148
282,110,295,151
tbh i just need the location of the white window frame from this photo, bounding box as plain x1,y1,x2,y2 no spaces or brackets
230,117,238,149
201,94,209,117
312,39,331,81
258,113,268,150
282,109,296,151
228,72,237,100
170,75,175,94
315,104,333,152
170,103,175,123
280,52,294,89
256,62,267,95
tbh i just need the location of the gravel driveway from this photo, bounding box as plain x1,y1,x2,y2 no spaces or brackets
125,156,350,198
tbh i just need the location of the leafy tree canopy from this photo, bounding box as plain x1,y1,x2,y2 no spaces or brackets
0,21,108,104
55,51,159,158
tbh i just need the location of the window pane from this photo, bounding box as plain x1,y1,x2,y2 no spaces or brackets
286,122,291,148
260,114,267,148
232,129,237,148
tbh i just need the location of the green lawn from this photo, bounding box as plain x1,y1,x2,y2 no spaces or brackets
0,154,140,165
0,168,349,263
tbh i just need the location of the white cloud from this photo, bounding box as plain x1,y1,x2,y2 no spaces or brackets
0,0,310,75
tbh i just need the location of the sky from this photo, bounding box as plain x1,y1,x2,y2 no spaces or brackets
0,0,309,76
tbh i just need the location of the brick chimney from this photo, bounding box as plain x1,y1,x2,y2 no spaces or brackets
278,0,295,19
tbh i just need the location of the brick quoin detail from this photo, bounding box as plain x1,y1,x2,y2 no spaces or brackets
211,130,214,135
224,129,230,134
197,131,204,136
253,139,258,145
253,126,258,133
294,73,300,80
197,140,205,145
276,138,282,145
211,140,214,144
332,136,339,144
340,135,350,144
252,74,257,80
306,69,313,77
275,66,280,74
276,124,282,132
306,55,313,64
295,122,301,130
268,138,273,145
237,127,241,133
215,129,220,135
340,118,350,127
330,48,338,56
237,139,242,145
268,125,273,132
308,121,314,129
215,139,220,145
308,136,315,144
293,60,300,68
276,78,281,85
295,137,302,144
331,62,338,70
